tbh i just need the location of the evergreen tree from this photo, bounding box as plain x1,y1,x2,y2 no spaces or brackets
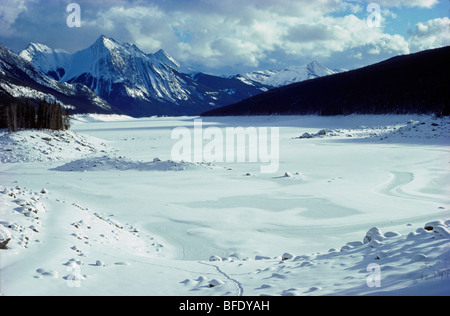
0,105,8,129
37,101,45,129
1,99,69,132
63,108,71,130
7,103,17,132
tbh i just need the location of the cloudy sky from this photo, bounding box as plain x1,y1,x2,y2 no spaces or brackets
0,0,449,75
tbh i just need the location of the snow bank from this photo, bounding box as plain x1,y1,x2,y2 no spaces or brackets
0,186,47,250
295,116,450,143
0,184,164,272
174,219,450,296
0,130,112,163
51,156,217,172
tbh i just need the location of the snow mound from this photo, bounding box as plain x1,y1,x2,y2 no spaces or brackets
0,186,48,250
218,219,450,296
295,116,450,143
0,130,112,163
424,220,450,238
363,227,384,244
0,183,164,267
52,156,216,172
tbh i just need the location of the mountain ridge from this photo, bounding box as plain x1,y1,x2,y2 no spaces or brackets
202,46,450,117
17,35,336,116
0,43,117,114
235,60,336,88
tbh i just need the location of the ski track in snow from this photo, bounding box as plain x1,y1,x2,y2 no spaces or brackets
198,261,244,296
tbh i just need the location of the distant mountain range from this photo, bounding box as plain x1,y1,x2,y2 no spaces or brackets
5,35,446,119
202,46,450,117
0,35,336,116
234,61,336,89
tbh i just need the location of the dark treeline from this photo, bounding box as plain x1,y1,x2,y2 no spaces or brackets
0,100,71,132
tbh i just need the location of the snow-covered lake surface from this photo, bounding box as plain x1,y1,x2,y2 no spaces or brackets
1,114,449,296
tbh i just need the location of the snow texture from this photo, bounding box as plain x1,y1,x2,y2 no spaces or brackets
1,114,449,296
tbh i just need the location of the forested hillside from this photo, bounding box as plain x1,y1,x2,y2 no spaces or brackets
202,46,450,117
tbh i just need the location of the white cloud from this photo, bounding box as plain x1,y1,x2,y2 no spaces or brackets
353,0,439,8
0,0,36,37
283,14,410,58
408,17,450,52
82,1,418,73
1,0,445,75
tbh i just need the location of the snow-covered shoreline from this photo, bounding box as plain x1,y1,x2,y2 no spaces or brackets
1,114,449,296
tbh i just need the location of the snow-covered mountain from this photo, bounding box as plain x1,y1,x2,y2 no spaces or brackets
0,44,115,114
19,43,72,81
63,36,193,108
236,61,336,88
20,36,264,116
16,36,338,116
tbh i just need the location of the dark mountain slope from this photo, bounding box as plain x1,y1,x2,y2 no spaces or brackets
202,46,450,117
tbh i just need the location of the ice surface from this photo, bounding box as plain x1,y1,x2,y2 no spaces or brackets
1,114,449,296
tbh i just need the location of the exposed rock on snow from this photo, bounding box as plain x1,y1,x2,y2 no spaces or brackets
424,220,445,231
209,279,225,287
209,255,222,262
425,221,450,238
0,187,47,250
299,132,313,139
0,238,11,249
281,252,295,260
0,225,12,249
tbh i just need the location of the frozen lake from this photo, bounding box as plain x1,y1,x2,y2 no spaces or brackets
1,114,449,296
